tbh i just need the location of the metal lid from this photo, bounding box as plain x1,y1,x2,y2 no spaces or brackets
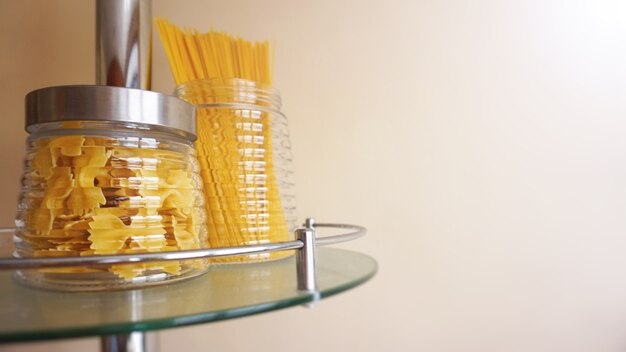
25,85,196,137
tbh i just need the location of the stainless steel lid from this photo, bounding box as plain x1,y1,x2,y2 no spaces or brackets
25,85,196,138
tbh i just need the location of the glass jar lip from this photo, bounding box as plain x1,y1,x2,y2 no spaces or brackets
175,78,282,112
26,120,198,143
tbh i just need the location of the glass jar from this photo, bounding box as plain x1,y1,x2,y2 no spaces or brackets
176,78,297,263
14,86,209,291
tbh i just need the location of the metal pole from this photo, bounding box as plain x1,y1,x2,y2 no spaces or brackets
296,218,319,307
96,2,155,350
100,332,158,352
96,0,152,89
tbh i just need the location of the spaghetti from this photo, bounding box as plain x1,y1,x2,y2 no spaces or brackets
156,18,292,262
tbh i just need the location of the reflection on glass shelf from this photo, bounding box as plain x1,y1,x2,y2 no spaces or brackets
0,247,377,342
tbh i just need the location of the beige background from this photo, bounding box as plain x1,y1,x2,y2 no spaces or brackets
3,0,626,351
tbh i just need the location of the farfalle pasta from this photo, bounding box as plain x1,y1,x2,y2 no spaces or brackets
16,134,207,283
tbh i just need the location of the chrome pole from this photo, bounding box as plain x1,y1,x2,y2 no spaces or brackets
101,332,158,352
296,218,319,307
96,0,152,89
96,1,154,351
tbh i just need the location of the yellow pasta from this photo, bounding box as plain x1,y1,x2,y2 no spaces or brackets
50,135,84,157
156,18,291,262
18,136,206,281
40,167,74,210
66,187,107,213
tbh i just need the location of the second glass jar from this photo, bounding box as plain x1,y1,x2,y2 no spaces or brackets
176,78,297,262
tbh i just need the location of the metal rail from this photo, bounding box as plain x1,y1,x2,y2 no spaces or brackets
0,221,366,270
315,222,367,246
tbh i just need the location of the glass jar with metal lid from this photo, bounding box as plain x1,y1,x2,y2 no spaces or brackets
14,85,208,291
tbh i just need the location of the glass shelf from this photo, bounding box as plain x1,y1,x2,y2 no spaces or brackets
0,246,377,342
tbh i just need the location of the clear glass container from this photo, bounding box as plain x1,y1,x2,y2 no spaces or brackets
176,78,297,263
14,86,209,291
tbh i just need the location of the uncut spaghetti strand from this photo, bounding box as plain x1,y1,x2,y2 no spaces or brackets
156,18,290,262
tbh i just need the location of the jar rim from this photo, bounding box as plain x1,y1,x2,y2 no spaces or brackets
175,78,282,112
26,120,197,143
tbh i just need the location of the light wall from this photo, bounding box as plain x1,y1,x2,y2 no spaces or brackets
2,0,626,351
